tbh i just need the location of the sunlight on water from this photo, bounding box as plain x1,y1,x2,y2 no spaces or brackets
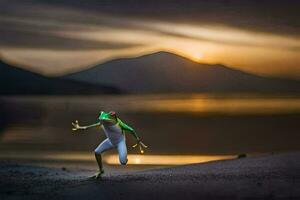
2,94,300,115
104,154,236,165
128,97,300,114
0,152,235,165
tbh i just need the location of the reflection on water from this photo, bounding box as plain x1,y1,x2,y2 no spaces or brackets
2,94,300,114
0,94,300,163
133,97,300,114
104,154,236,165
0,151,235,165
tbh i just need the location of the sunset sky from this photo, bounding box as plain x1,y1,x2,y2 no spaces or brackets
0,0,299,79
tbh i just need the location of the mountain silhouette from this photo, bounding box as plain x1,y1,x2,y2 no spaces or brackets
64,51,300,93
0,60,121,95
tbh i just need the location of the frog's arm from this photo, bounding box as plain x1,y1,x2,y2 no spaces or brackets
117,118,148,153
72,120,101,131
84,122,101,129
117,118,140,141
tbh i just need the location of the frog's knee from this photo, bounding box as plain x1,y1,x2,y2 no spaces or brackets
120,158,128,165
94,149,101,155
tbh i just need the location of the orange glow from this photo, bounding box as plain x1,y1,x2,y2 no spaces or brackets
190,52,204,62
177,51,204,63
127,97,300,114
104,154,235,165
0,151,235,165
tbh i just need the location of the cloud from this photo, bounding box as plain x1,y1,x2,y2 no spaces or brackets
23,0,299,36
1,1,298,52
0,28,142,50
138,22,300,52
0,0,299,79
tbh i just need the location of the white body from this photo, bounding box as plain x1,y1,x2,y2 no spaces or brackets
102,123,124,145
94,122,128,165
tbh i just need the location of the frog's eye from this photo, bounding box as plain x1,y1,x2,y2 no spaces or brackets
109,111,116,116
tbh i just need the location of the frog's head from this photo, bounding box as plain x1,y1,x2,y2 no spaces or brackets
98,111,117,124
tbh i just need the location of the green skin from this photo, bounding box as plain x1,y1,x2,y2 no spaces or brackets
72,111,147,179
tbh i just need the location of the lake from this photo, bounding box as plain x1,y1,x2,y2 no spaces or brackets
0,94,300,166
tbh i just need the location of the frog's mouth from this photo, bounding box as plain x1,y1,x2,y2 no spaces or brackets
101,118,116,124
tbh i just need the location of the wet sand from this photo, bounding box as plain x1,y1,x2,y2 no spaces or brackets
1,152,299,200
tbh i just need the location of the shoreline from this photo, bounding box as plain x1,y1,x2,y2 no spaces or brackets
1,152,299,199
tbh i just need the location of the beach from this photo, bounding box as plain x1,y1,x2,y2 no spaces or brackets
1,152,299,200
1,95,300,199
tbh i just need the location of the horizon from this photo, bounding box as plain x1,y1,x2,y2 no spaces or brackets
0,0,299,79
2,50,300,82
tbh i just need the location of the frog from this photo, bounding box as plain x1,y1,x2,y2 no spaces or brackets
71,111,147,179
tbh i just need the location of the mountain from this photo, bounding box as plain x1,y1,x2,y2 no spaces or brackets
64,51,300,93
0,60,121,95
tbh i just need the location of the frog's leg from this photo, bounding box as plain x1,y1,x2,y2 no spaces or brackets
117,138,128,165
92,138,113,179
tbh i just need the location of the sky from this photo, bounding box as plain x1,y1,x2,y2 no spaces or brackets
0,0,299,79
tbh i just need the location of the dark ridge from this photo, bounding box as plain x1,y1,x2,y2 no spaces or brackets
64,51,300,93
0,60,122,95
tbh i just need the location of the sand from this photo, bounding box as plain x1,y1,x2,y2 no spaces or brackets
0,152,299,200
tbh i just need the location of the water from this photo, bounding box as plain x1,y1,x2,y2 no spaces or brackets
0,94,300,165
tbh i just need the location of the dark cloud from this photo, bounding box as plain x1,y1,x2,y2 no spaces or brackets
0,28,141,50
1,0,299,50
0,18,97,33
25,0,300,36
0,1,145,51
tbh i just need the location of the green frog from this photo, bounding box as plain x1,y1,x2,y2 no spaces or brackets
72,111,147,179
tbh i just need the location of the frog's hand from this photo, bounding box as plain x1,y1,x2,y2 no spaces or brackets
132,141,148,154
71,120,85,131
71,120,79,131
133,141,148,148
132,143,138,148
139,141,148,148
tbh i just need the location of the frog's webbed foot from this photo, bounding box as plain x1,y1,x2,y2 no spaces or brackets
89,169,104,180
